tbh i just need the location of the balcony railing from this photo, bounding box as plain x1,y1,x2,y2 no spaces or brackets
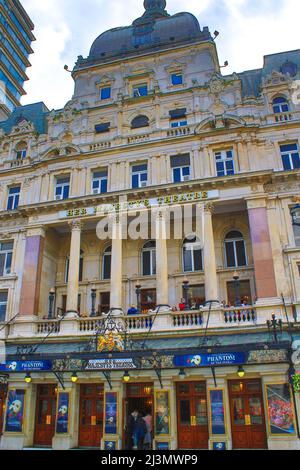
223,307,256,324
15,305,260,339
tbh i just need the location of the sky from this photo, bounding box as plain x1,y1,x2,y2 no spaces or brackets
21,0,300,111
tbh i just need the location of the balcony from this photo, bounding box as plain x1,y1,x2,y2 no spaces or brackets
3,305,263,341
263,110,300,125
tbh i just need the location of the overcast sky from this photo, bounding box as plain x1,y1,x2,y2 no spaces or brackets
21,0,299,111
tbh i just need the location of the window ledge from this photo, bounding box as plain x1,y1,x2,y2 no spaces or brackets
0,274,17,281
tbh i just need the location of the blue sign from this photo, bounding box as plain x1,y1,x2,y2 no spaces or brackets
56,392,70,434
213,442,226,451
174,352,246,368
210,390,226,435
156,442,170,450
0,360,52,372
105,392,118,435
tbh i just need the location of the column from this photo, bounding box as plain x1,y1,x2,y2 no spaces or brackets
110,217,123,310
66,220,82,315
237,139,250,172
19,227,45,316
203,203,218,301
155,211,169,305
247,198,278,300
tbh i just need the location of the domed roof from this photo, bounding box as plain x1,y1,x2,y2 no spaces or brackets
81,1,211,67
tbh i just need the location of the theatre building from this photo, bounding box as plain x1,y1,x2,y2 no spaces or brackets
1,0,300,451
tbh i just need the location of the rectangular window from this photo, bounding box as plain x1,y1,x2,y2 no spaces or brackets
0,242,13,277
169,108,187,127
100,87,111,100
171,154,191,183
92,170,108,194
0,291,8,322
291,206,300,246
171,73,183,86
215,149,235,177
280,143,300,171
55,176,70,200
226,280,252,306
133,84,148,98
16,149,27,160
171,119,188,128
131,164,148,189
7,186,20,210
95,122,110,133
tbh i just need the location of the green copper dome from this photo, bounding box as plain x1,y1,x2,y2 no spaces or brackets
81,0,212,67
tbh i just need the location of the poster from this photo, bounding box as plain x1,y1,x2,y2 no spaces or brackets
210,390,226,435
5,389,25,433
105,392,117,435
155,391,170,436
266,384,296,435
104,440,117,450
56,392,69,434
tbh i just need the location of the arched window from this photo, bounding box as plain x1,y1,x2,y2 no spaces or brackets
65,249,84,283
15,141,27,160
272,96,289,114
102,246,112,280
131,115,149,129
183,236,203,272
142,241,156,276
224,231,247,268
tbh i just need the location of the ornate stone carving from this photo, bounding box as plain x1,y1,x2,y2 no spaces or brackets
10,119,35,136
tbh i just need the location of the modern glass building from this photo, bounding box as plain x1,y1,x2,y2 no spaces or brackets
0,0,35,117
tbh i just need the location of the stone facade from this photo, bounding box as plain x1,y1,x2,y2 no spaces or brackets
0,0,300,451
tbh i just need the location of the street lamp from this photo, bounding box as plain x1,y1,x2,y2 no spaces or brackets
71,372,78,383
233,271,242,307
24,373,32,384
182,278,190,311
267,314,283,342
90,285,97,317
179,368,186,380
135,283,142,315
123,371,130,383
48,288,55,319
237,366,245,378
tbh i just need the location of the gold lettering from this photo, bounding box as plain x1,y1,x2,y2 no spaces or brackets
157,197,164,205
202,191,208,199
164,196,171,204
172,195,179,203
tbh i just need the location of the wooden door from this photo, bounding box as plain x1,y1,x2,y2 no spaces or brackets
34,385,57,447
229,379,267,449
176,382,209,449
0,384,7,435
79,384,104,448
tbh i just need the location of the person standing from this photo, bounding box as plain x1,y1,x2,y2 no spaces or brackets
143,411,152,450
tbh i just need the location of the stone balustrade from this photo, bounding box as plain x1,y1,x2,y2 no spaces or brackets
2,305,267,340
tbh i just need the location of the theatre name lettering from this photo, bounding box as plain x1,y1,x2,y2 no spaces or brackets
59,190,220,219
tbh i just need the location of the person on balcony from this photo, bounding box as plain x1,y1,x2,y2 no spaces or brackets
179,298,186,311
127,305,138,315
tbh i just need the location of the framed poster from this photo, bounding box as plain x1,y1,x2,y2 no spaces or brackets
56,392,70,434
104,440,117,450
155,391,170,436
209,389,226,435
266,383,296,435
105,392,118,435
5,389,25,433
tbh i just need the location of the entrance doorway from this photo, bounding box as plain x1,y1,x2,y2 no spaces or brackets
0,384,7,435
229,379,267,449
34,384,57,447
123,383,154,449
176,382,209,449
78,384,104,448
